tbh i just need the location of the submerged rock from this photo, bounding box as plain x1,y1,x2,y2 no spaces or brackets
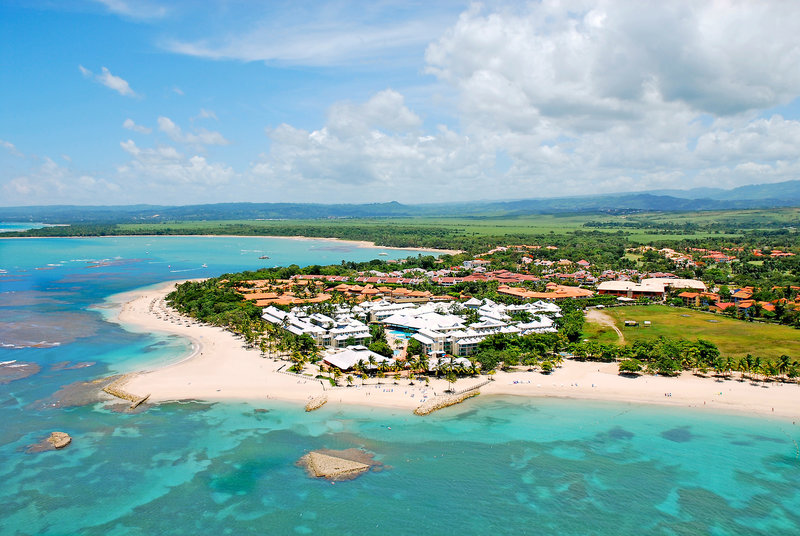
0,360,41,384
30,375,118,409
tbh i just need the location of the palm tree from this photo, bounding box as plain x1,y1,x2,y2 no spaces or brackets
723,356,734,378
744,354,754,382
778,355,791,380
736,357,748,380
346,375,354,387
764,361,779,382
445,369,457,393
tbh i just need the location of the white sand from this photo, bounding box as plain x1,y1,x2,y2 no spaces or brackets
110,282,800,420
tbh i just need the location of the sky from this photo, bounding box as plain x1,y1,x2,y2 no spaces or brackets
2,0,800,207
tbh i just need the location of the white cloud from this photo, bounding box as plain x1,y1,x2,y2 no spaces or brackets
0,139,23,157
248,90,494,201
123,118,152,134
426,1,800,123
118,139,235,186
195,108,218,121
97,67,138,97
162,3,457,67
79,65,139,97
92,0,167,20
157,116,229,146
1,157,121,205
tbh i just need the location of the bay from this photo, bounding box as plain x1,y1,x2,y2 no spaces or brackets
1,236,799,535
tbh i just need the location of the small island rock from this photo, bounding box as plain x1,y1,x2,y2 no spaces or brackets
46,431,71,449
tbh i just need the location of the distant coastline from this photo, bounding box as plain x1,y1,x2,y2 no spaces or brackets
0,233,463,256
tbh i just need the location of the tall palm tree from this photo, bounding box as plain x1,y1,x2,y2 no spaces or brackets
778,355,791,379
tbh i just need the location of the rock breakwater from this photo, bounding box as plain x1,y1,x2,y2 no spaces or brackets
413,391,480,416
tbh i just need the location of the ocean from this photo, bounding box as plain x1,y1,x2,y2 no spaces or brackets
1,235,799,535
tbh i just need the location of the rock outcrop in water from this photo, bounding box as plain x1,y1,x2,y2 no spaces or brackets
47,431,71,449
26,431,72,453
297,448,381,481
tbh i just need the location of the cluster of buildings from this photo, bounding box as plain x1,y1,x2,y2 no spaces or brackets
752,249,796,258
261,297,562,364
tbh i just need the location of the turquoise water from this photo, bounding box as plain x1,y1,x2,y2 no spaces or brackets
0,222,46,233
2,237,800,535
388,329,412,340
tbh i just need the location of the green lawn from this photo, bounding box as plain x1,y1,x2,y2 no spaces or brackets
584,305,800,359
117,212,741,242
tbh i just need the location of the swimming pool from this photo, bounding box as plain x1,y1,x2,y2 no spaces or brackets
388,329,412,340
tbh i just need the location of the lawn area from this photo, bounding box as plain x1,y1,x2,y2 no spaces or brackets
583,305,800,359
117,213,735,242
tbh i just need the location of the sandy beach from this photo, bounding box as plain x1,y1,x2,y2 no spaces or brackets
110,282,800,420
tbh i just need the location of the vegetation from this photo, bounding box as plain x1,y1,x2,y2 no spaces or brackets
583,305,800,359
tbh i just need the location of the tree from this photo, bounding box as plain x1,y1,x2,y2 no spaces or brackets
346,375,354,386
445,369,457,393
406,337,424,358
618,358,643,375
368,340,393,358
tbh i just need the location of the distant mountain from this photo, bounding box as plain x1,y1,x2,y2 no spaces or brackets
647,179,800,201
1,180,798,223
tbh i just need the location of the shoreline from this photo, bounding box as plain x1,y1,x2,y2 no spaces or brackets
0,234,463,256
109,282,800,421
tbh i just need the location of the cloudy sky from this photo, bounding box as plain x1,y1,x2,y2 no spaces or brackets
2,0,800,206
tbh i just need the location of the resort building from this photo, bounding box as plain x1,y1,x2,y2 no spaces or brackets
321,345,393,371
264,298,561,359
261,306,371,348
597,278,706,300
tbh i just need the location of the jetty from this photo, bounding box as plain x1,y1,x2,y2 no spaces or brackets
305,395,328,412
413,390,480,416
103,374,150,409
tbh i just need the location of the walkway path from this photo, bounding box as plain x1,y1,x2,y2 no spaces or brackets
585,308,625,344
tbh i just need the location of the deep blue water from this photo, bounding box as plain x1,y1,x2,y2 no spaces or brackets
1,237,799,535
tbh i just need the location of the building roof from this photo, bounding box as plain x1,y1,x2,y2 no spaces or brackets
323,346,392,370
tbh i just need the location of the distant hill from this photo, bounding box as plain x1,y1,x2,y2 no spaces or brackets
1,180,799,223
647,179,800,201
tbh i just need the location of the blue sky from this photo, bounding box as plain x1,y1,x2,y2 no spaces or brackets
2,0,800,206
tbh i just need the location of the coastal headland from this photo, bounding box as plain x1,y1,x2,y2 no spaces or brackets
111,281,800,420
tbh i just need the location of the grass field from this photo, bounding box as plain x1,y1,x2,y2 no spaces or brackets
117,212,744,242
583,305,800,359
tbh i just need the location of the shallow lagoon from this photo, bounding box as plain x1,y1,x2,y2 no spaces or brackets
1,236,799,535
